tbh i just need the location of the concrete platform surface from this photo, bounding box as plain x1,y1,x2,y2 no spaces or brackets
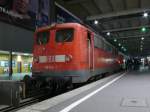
17,70,150,112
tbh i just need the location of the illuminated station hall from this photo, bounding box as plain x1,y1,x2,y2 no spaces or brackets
1,0,150,112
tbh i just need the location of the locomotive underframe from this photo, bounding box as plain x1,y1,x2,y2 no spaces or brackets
32,65,121,84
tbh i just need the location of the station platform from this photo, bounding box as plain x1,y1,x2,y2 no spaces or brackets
17,70,150,112
0,73,31,81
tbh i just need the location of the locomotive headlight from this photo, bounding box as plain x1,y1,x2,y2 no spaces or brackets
33,56,39,63
118,60,121,64
65,55,72,62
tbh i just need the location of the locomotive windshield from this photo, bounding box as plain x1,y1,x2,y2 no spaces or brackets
36,31,49,45
56,29,74,42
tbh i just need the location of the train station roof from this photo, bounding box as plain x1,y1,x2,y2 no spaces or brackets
56,0,150,56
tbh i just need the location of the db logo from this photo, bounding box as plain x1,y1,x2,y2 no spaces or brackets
48,56,55,62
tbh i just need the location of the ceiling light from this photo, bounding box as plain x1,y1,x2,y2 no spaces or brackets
141,37,144,40
17,55,22,62
114,39,117,42
24,53,30,56
118,43,121,46
141,27,147,33
94,20,98,25
143,12,148,18
107,32,110,36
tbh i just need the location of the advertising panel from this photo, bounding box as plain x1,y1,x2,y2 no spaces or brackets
0,1,81,30
0,0,38,29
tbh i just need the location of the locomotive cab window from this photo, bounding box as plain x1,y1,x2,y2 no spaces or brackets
56,29,74,42
36,31,49,45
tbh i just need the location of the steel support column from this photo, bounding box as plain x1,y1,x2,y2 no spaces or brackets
102,25,150,33
87,8,150,20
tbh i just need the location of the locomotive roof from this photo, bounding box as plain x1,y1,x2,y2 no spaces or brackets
35,23,90,32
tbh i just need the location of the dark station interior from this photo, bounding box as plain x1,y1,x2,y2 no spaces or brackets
0,0,150,112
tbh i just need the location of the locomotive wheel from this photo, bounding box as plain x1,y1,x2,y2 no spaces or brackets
22,75,34,97
23,75,32,90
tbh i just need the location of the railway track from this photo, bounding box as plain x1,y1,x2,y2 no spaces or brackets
0,85,71,112
0,85,83,111
0,93,51,112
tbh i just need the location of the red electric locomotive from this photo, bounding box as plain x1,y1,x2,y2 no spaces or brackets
32,23,123,84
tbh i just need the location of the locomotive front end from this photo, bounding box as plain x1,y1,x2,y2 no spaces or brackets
32,23,86,84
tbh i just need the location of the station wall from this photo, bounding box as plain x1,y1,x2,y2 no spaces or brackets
0,21,34,53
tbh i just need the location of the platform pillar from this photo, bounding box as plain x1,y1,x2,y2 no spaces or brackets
9,51,13,80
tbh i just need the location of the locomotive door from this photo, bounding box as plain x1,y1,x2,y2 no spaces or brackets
87,32,94,71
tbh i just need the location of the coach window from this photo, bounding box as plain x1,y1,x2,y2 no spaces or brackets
36,31,50,45
56,29,74,42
